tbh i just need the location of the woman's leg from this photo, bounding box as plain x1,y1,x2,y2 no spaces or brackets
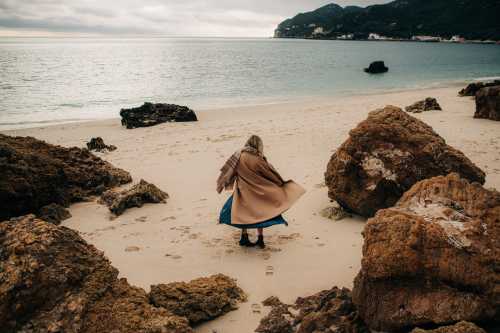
239,228,254,247
256,228,265,249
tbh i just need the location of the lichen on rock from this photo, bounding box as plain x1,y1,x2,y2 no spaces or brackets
325,106,485,217
352,173,500,332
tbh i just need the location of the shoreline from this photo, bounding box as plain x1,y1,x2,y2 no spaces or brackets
0,79,491,132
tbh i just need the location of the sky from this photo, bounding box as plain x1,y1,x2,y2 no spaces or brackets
0,0,391,37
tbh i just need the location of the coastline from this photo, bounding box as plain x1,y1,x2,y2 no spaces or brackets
0,79,495,132
3,85,500,332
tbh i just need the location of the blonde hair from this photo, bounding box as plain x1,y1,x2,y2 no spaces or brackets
245,135,264,154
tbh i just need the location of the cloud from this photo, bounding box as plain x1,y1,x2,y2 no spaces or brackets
0,0,391,37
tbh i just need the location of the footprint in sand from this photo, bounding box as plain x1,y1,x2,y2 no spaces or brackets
265,266,274,276
161,216,177,221
135,216,148,222
251,303,262,314
125,246,141,252
165,254,183,260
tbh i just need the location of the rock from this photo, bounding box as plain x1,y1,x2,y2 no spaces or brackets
120,102,198,129
86,137,117,152
37,203,71,225
324,106,485,217
475,86,500,121
364,61,388,74
0,215,193,333
459,81,500,96
352,173,500,332
256,287,369,333
405,97,442,113
411,321,486,333
149,274,246,325
0,134,132,221
100,179,169,216
320,202,352,221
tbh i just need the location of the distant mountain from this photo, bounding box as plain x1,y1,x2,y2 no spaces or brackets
274,0,500,41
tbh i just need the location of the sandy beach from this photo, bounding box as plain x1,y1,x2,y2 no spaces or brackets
3,86,500,332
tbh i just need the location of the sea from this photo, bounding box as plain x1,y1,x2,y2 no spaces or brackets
1,37,500,130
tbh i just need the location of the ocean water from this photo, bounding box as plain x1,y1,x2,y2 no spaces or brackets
1,37,500,129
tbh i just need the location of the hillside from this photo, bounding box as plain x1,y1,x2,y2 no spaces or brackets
274,0,500,41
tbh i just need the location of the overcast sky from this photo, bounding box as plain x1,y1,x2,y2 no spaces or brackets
0,0,391,37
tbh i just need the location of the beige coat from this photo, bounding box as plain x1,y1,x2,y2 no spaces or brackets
231,152,305,225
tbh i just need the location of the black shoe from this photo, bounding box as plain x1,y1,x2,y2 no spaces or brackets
239,233,255,247
255,235,265,249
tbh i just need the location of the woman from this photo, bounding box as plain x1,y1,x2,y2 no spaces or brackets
217,135,305,248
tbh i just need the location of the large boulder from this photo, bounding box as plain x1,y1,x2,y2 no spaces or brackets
474,86,500,121
364,61,388,74
149,274,246,325
405,97,442,113
352,173,500,332
255,287,368,333
120,103,198,129
0,215,193,333
0,134,132,221
411,321,486,333
324,106,485,217
459,81,500,97
99,179,169,216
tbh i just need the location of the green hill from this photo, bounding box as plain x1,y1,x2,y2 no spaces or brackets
274,0,500,41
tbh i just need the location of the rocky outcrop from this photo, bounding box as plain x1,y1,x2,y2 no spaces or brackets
364,61,388,74
0,134,132,221
411,321,486,333
324,106,485,217
86,137,117,152
37,203,71,225
0,215,193,333
100,179,169,216
149,274,246,325
352,173,500,332
459,81,500,97
474,86,500,121
405,97,442,113
120,103,198,129
255,287,368,333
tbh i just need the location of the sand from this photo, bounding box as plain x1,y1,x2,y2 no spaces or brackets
4,86,500,332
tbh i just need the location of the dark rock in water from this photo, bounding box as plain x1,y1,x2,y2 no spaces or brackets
149,274,246,325
0,134,132,221
405,97,442,113
37,203,71,225
86,137,117,152
99,179,169,216
120,102,198,129
324,106,485,217
364,61,388,74
255,287,369,333
0,215,193,333
411,321,486,333
459,80,500,97
475,86,500,121
352,173,500,332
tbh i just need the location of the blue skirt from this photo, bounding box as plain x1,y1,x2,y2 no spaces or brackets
219,195,288,229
